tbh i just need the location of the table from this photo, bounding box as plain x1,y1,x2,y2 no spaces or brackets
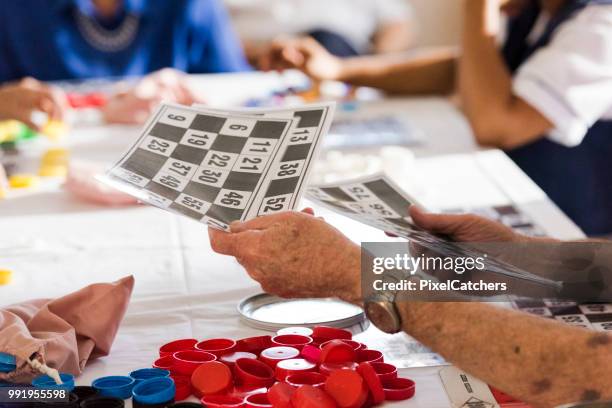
0,72,584,407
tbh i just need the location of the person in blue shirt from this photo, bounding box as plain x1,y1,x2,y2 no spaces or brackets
0,0,249,82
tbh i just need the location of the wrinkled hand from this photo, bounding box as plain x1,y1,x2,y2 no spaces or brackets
102,68,203,124
258,36,344,81
0,78,67,130
208,209,362,302
410,206,525,242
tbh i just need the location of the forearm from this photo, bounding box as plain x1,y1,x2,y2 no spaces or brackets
397,301,612,407
372,22,413,54
460,0,513,140
337,48,457,95
459,0,552,148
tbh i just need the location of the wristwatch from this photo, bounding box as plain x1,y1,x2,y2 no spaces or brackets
364,292,402,334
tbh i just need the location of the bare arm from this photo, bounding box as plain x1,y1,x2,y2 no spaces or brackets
398,208,612,407
459,0,553,149
398,302,612,407
372,21,414,54
337,48,457,95
261,37,457,95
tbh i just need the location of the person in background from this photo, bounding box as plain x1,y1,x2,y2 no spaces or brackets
208,207,612,407
0,79,66,131
0,0,248,82
264,0,612,236
0,0,250,124
225,0,414,66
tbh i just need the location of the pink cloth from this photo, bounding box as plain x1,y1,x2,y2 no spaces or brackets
0,276,134,383
65,161,139,206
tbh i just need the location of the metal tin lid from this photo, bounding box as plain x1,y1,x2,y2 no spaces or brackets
238,293,367,333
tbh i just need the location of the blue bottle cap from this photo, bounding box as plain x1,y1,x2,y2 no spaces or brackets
129,368,170,384
91,376,135,400
32,373,75,391
0,353,16,373
132,377,175,405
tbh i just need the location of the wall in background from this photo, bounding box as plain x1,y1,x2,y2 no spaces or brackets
409,0,462,46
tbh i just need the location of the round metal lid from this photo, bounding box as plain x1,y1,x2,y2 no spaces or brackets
238,293,368,333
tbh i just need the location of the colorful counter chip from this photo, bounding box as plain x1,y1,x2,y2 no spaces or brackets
0,269,12,285
8,174,39,189
41,120,69,142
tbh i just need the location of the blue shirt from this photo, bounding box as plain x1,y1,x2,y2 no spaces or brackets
0,0,250,82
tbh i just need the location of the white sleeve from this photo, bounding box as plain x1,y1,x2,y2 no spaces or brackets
512,5,612,147
373,0,412,24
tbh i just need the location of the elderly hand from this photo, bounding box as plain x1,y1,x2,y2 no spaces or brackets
0,78,67,130
258,36,345,81
208,209,362,303
102,68,203,124
409,205,529,242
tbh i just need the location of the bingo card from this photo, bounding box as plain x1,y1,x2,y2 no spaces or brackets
306,173,561,288
103,102,335,230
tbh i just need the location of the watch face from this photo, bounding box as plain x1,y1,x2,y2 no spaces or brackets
365,301,400,334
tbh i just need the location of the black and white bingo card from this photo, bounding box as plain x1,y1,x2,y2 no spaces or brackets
103,102,335,230
305,173,437,241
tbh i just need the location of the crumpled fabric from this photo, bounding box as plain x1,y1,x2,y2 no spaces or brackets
65,160,139,206
0,276,134,383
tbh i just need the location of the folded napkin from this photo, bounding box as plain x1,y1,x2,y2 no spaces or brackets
0,276,134,383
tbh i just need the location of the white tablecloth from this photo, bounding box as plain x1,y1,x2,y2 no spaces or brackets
0,72,584,407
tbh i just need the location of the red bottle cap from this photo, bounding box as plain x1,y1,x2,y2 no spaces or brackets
291,385,336,408
221,352,258,368
159,339,198,357
300,345,321,363
319,339,361,352
275,359,316,381
259,346,300,368
85,92,107,107
170,375,192,401
356,363,384,404
66,93,88,108
234,358,275,388
152,355,174,371
201,394,245,408
318,362,358,377
244,392,272,408
236,336,273,355
271,335,313,350
369,362,397,382
268,382,295,408
324,369,368,408
195,338,237,357
276,327,314,337
489,386,521,404
312,326,352,341
191,361,233,397
285,372,326,389
320,340,356,364
230,385,267,399
356,349,383,364
382,377,416,401
172,350,217,376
